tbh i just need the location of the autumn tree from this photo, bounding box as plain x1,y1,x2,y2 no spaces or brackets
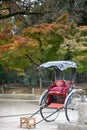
0,0,87,26
23,13,87,71
0,13,87,74
0,1,87,86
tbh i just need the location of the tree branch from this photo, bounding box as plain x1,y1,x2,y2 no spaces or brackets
24,54,39,66
0,11,45,20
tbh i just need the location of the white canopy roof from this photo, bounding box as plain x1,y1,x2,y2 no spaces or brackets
37,61,77,71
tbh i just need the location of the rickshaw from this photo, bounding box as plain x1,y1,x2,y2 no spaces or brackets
35,61,84,122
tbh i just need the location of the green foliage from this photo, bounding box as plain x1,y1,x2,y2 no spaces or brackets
0,13,87,78
23,67,38,86
81,31,87,36
46,33,64,45
42,33,64,61
0,65,5,83
0,64,23,84
0,1,87,86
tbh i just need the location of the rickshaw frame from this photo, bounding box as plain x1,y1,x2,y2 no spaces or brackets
36,61,84,122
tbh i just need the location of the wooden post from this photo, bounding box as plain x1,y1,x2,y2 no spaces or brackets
40,77,42,95
32,87,34,94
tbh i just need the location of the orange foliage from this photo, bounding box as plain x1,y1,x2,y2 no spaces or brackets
14,35,26,45
55,13,69,24
0,29,13,39
0,43,15,51
23,13,71,36
0,34,37,52
78,26,87,31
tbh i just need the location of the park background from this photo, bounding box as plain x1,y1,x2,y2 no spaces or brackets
0,0,87,94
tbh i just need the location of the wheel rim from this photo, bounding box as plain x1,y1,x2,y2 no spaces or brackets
40,91,59,122
65,93,82,122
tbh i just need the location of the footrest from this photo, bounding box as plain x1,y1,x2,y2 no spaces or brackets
48,103,64,109
20,117,36,128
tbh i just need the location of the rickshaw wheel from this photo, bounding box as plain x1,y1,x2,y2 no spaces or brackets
40,90,60,122
65,92,83,122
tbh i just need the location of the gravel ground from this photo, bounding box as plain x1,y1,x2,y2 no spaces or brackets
1,94,85,130
0,99,62,130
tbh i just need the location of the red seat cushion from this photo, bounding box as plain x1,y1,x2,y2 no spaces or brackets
48,103,64,109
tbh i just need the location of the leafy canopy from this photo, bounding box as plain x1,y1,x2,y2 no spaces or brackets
0,13,87,72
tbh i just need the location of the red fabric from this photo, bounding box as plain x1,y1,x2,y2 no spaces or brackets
48,89,68,96
47,80,69,105
47,91,67,104
48,103,64,109
48,80,69,94
48,80,68,90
